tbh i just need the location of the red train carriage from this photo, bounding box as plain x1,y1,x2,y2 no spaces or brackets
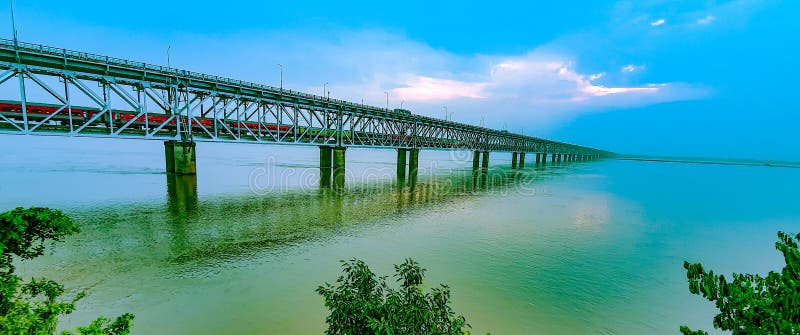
0,101,295,135
0,101,88,120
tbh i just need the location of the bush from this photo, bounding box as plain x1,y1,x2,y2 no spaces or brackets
0,207,134,335
316,258,476,335
681,231,800,334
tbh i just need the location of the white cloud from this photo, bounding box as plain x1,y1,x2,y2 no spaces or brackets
391,57,661,105
697,15,715,25
621,64,645,73
588,73,606,81
650,19,666,26
393,76,488,101
378,50,706,128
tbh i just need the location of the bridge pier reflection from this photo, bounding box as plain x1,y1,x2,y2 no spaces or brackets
166,173,198,213
408,149,419,189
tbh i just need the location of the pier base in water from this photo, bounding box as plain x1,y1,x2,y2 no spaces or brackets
519,153,526,169
397,148,407,187
164,140,197,175
408,148,420,189
333,147,346,190
320,146,332,188
511,152,518,169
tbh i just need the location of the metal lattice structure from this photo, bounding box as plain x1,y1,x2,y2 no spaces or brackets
0,39,610,156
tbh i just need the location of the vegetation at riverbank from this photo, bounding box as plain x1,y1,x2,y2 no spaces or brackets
0,207,133,335
681,231,799,334
317,258,480,335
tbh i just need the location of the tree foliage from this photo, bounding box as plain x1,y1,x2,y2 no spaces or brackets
0,207,134,335
681,231,800,334
316,258,476,335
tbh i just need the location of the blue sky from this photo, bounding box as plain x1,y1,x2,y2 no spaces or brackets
3,0,798,159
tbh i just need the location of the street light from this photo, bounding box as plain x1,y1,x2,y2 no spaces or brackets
323,82,328,99
400,100,404,109
384,91,389,111
9,0,18,47
167,45,171,68
278,64,283,90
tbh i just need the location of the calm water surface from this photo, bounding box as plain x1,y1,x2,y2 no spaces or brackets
2,136,798,335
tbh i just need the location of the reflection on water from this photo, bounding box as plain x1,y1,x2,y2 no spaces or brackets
159,166,546,265
167,174,199,213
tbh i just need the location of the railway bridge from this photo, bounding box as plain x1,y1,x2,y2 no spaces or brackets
0,39,612,189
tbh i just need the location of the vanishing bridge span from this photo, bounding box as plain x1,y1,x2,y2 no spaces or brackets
0,38,611,188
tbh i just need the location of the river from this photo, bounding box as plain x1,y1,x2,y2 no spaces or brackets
2,136,798,335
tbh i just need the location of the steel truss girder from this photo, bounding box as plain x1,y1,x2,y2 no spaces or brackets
0,60,608,156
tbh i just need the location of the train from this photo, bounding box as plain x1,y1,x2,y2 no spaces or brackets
0,100,426,143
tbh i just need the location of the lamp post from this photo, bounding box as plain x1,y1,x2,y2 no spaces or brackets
400,100,404,109
323,82,328,99
384,91,389,111
278,64,283,90
167,45,171,68
9,0,18,47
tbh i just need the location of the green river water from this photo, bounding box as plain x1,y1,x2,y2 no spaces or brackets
2,136,798,334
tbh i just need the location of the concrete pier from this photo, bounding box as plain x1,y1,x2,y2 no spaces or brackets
481,151,490,172
472,150,481,189
320,146,332,188
164,140,197,175
397,148,407,187
551,153,556,163
332,146,346,190
408,148,420,189
519,153,526,169
511,152,518,169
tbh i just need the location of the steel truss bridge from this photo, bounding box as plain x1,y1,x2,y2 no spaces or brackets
0,38,610,156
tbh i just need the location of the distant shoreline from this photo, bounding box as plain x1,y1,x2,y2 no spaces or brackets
615,157,800,169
